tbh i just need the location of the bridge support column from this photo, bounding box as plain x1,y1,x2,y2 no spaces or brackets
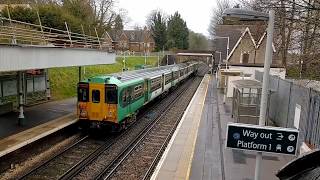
18,71,25,126
45,69,51,100
78,66,82,82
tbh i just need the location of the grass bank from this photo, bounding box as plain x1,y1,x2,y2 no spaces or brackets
49,56,158,99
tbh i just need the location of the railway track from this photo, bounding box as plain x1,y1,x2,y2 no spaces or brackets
18,74,202,180
94,77,202,180
65,77,201,179
18,134,112,179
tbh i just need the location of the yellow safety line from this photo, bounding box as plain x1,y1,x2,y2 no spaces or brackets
185,75,210,180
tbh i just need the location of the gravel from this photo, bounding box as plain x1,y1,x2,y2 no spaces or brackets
0,130,81,180
72,77,200,179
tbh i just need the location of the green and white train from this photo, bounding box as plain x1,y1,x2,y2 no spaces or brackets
77,62,198,129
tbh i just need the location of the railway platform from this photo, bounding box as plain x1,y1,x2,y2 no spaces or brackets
0,98,77,158
151,75,294,180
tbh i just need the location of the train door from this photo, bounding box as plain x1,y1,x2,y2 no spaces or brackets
121,87,131,120
128,87,132,115
88,84,104,120
144,79,149,103
77,83,89,119
105,85,118,123
171,71,174,87
161,74,165,92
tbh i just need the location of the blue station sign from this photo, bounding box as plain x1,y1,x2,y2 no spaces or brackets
226,123,299,155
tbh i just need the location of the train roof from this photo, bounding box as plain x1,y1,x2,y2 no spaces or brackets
82,62,197,85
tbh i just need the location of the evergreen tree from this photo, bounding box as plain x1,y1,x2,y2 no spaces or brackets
147,10,167,51
188,30,208,50
113,14,123,31
167,11,189,50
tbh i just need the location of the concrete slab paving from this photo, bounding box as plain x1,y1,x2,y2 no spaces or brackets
151,75,210,180
0,113,77,158
0,98,76,139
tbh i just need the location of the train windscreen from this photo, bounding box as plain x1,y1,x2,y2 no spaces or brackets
78,83,89,102
105,85,118,104
92,90,100,103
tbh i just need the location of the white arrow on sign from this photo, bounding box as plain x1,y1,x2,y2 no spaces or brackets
276,133,284,140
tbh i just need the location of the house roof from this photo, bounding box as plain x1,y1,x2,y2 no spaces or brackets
123,30,144,42
108,30,122,42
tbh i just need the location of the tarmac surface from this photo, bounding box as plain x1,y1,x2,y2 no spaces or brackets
0,98,76,139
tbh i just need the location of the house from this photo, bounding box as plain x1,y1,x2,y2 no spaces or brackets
215,22,286,99
226,27,281,66
103,27,155,53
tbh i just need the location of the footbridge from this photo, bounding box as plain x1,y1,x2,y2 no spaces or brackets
0,17,115,72
0,17,116,123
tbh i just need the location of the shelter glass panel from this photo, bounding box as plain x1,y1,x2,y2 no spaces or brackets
27,78,34,93
3,80,17,96
34,76,46,91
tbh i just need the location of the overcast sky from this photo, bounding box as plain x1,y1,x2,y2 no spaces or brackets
116,0,217,36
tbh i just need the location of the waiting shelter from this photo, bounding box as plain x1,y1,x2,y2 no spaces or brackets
231,79,264,125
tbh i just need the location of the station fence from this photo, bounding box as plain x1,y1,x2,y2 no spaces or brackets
255,70,320,149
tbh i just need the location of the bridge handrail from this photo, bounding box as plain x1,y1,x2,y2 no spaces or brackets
0,16,112,50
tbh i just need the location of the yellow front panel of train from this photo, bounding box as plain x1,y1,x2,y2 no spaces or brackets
88,84,105,121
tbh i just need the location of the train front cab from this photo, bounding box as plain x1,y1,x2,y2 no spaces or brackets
77,82,118,126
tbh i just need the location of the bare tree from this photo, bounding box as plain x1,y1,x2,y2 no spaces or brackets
241,0,320,77
208,0,231,39
89,0,116,30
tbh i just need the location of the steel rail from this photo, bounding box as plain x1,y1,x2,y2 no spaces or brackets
57,82,187,180
18,134,89,179
95,78,194,180
141,103,185,180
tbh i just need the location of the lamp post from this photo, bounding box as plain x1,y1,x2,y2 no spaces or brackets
216,51,222,84
222,8,273,180
214,37,230,103
254,10,275,180
216,51,222,66
214,36,229,68
144,43,147,65
123,51,126,71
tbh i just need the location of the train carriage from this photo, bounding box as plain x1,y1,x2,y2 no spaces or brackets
77,62,198,130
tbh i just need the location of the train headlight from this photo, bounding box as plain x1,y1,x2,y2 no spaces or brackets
80,110,87,117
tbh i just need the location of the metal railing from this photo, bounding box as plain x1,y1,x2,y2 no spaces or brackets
0,17,113,50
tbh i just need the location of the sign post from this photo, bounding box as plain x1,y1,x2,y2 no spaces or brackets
226,123,299,155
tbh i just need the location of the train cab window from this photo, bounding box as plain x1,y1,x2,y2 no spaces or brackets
92,90,100,103
78,84,89,102
105,85,118,104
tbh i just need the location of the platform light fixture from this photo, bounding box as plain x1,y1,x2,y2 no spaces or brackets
222,8,274,180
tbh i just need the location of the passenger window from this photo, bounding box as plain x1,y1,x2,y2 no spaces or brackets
92,90,100,103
